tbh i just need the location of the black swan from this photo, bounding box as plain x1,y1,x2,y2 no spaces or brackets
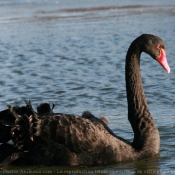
0,34,170,168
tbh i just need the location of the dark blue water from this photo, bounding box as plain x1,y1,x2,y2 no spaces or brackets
0,0,175,174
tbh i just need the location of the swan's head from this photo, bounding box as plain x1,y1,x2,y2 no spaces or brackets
141,34,170,73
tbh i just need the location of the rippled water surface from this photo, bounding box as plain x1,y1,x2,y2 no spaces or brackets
0,0,175,174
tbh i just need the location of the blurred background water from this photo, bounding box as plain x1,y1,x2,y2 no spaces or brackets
0,0,175,174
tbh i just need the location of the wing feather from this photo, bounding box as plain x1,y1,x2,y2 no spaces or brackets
31,113,108,154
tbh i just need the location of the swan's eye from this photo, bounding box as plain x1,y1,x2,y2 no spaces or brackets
156,44,160,49
156,44,161,57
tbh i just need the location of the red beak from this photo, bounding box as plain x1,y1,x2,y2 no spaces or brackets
157,47,170,73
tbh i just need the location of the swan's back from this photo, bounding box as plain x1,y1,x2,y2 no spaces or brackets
8,108,121,165
29,113,112,153
0,103,136,166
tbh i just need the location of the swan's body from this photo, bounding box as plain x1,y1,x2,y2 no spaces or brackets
0,34,170,168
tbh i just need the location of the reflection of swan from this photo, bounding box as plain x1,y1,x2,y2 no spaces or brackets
0,34,170,168
133,154,160,175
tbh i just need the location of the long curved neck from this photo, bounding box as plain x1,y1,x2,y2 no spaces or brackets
125,39,159,153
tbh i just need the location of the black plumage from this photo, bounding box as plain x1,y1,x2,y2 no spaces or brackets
0,34,170,168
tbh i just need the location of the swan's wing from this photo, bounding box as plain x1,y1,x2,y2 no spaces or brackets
0,124,11,143
30,113,111,153
82,111,109,125
0,107,20,126
0,144,17,164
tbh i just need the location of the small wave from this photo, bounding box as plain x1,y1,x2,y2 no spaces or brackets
38,5,151,14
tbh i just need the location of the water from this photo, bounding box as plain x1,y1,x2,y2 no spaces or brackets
0,0,175,174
